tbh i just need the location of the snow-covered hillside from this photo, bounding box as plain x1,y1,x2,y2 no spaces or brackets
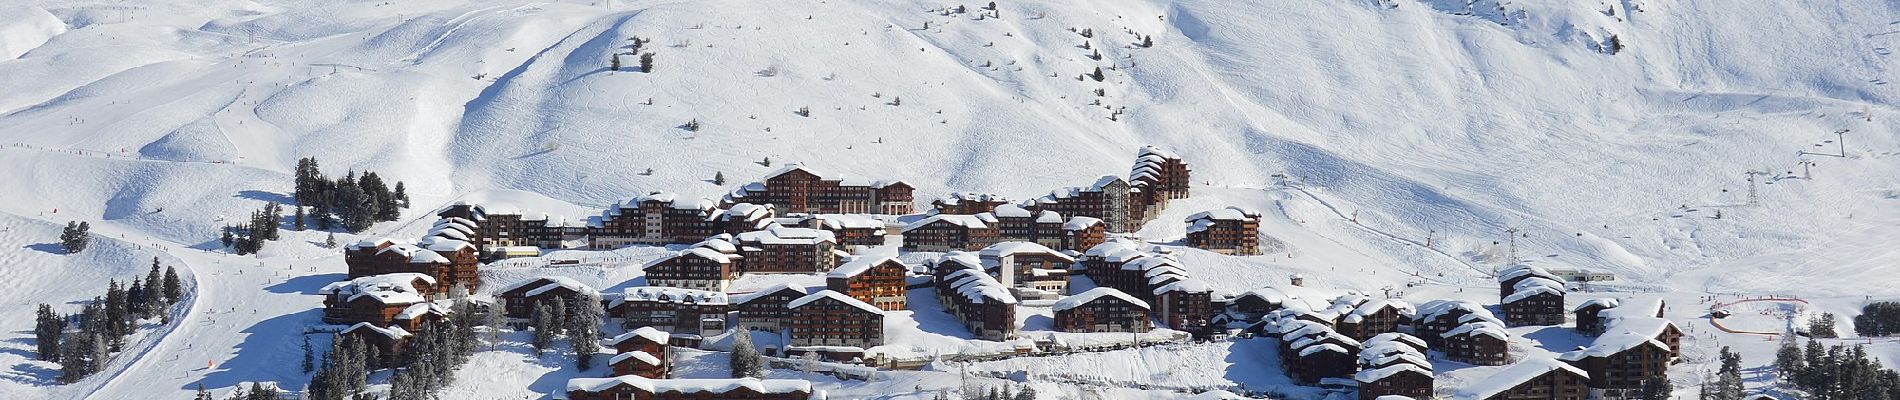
1,0,1897,398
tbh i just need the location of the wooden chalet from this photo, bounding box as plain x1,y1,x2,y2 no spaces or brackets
729,283,810,333
712,203,778,237
1356,364,1433,400
900,214,1000,252
1183,207,1263,255
1129,146,1191,200
1558,333,1671,397
930,193,1010,215
936,268,1020,341
609,287,730,336
722,165,914,215
320,273,436,326
606,327,673,378
1154,278,1216,333
807,214,888,247
1336,299,1413,342
734,227,843,273
1052,287,1150,333
642,246,738,292
343,237,481,292
1060,216,1107,253
825,256,908,311
1452,357,1589,400
978,241,1074,298
1415,300,1504,347
496,277,597,319
1443,322,1512,366
1502,278,1566,326
787,290,885,348
563,376,822,400
339,322,411,368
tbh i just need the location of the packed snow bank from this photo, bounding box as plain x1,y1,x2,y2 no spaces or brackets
0,6,64,60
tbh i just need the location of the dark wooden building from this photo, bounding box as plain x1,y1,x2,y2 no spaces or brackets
1052,287,1150,333
787,290,885,348
1454,357,1590,400
495,277,597,319
734,227,842,273
936,268,1019,341
900,214,1000,252
608,287,730,336
729,283,809,333
1183,207,1262,255
722,165,914,215
825,256,908,311
642,247,738,292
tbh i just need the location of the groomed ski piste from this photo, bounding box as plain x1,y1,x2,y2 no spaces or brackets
1,0,1898,398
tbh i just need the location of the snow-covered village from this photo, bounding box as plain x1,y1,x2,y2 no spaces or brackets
4,0,1900,399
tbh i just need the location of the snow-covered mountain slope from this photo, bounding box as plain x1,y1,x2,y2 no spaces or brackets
1,0,1898,398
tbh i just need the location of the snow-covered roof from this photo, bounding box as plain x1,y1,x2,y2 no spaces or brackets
788,290,884,314
1052,287,1149,312
1354,364,1430,384
645,247,737,271
565,375,813,395
607,327,672,347
1343,299,1414,323
1444,321,1510,341
1499,264,1559,282
901,213,997,232
1453,358,1588,400
1574,297,1620,312
737,226,837,245
1416,299,1495,322
609,350,661,366
993,203,1033,218
933,251,984,271
829,256,900,279
1503,282,1565,303
813,214,884,230
1063,216,1103,231
730,283,810,305
322,273,435,305
500,276,597,298
979,242,1073,262
610,286,728,308
340,322,411,339
395,301,452,321
943,269,1017,305
1298,343,1350,357
1083,240,1147,261
1365,332,1427,349
935,192,1007,205
418,236,475,253
1598,297,1665,321
1185,207,1260,222
1154,279,1212,295
1359,346,1431,370
346,237,395,250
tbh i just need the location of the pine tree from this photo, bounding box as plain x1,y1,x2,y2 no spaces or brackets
531,302,554,356
1141,35,1153,48
127,279,147,318
221,227,235,248
610,53,622,71
60,221,91,254
294,206,306,231
639,52,655,73
393,181,408,208
145,260,164,316
569,293,602,370
730,328,763,378
163,266,182,304
35,304,63,361
302,335,316,373
196,382,212,400
1088,67,1104,82
1014,386,1036,400
1640,375,1672,400
1716,346,1744,400
103,280,129,350
248,382,272,400
324,232,338,248
713,172,726,185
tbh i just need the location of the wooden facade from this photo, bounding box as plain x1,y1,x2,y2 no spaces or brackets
496,277,595,319
643,248,737,292
730,284,808,333
825,257,908,311
788,291,884,348
722,165,914,215
734,227,841,273
1052,287,1150,333
609,287,730,335
1183,207,1262,255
